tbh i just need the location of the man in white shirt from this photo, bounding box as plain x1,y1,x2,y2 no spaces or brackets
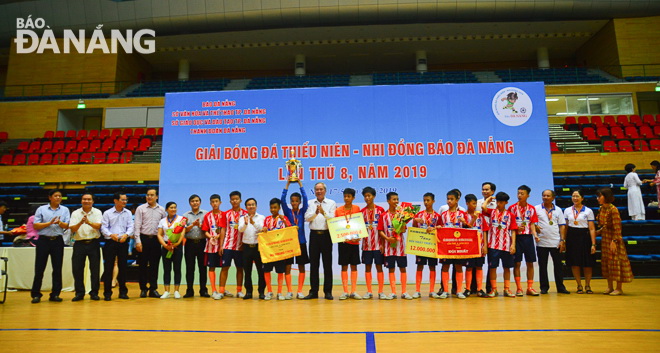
69,193,103,302
238,197,265,300
303,182,336,300
535,189,570,294
475,182,496,294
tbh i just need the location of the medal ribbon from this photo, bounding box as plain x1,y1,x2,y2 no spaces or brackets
572,206,583,224
544,206,554,224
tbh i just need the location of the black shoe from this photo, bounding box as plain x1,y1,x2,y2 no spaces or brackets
140,290,148,298
183,291,194,298
31,297,41,304
118,294,129,299
258,294,266,300
148,290,161,298
476,290,487,298
90,294,101,301
303,293,318,300
324,293,334,300
558,289,571,294
72,295,84,302
243,293,253,300
104,296,112,301
49,296,63,302
463,289,471,297
200,292,210,298
540,289,549,294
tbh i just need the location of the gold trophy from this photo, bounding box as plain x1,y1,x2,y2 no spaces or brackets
286,148,302,181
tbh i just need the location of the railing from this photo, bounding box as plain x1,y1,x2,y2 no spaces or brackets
1,81,133,98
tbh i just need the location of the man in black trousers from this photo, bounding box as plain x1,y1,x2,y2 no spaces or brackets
101,192,134,300
133,188,167,298
183,194,209,298
69,193,103,301
303,182,336,300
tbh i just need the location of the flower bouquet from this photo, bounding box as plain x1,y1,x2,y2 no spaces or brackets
165,217,187,258
389,202,420,248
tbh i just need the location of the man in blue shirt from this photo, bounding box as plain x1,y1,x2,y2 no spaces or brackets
281,180,309,299
31,189,70,303
101,192,134,301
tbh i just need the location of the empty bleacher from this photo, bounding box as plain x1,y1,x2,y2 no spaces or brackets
372,71,480,85
246,74,351,90
496,68,611,84
126,79,231,97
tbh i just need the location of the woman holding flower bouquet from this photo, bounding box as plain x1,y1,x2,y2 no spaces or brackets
157,201,186,299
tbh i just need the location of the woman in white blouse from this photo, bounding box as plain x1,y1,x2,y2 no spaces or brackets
562,190,596,294
624,164,645,220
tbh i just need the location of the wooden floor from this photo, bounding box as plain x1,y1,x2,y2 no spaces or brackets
1,279,659,352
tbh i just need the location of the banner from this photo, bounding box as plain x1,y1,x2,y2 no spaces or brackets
405,227,437,258
258,226,301,263
436,228,481,259
327,213,369,243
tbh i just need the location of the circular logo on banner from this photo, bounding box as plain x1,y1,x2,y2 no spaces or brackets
454,231,461,238
492,87,533,126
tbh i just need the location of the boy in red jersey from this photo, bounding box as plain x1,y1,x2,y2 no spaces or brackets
378,192,413,300
261,198,292,301
200,194,226,300
438,189,468,299
360,187,387,300
336,188,362,300
463,194,489,298
482,192,518,298
508,185,540,296
412,192,441,299
218,191,247,298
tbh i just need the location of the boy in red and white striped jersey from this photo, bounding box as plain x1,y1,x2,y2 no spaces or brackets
219,191,248,298
412,192,441,299
378,192,413,300
508,185,540,296
438,189,469,299
360,187,387,300
463,194,489,298
482,192,518,298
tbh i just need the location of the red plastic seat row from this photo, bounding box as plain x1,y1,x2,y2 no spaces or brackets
42,128,163,141
582,125,659,140
2,152,134,165
603,139,660,152
17,137,153,154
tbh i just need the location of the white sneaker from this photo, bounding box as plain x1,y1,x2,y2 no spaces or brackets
378,293,392,300
296,292,305,299
439,291,449,299
223,291,234,297
351,293,362,300
339,293,350,300
363,292,373,299
430,292,441,299
211,291,221,300
277,293,285,301
391,293,398,299
457,292,467,299
264,292,273,300
237,291,245,298
173,291,181,299
412,291,421,299
160,291,170,299
402,292,413,300
285,292,293,300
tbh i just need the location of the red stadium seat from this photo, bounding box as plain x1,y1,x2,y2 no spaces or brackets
75,140,89,153
120,152,133,163
27,141,41,153
66,130,77,139
146,127,157,136
12,154,26,165
133,128,145,139
624,126,639,139
577,116,590,125
603,140,618,152
596,126,610,138
136,138,152,152
610,126,624,139
564,116,577,125
110,129,122,140
639,125,655,139
114,138,126,152
582,127,598,141
550,142,559,152
100,139,114,152
633,140,649,151
63,140,76,153
157,128,163,136
54,131,65,139
106,152,120,164
643,115,657,126
52,140,65,153
76,130,88,140
39,153,53,165
125,138,139,151
92,153,106,164
43,131,54,140
53,153,67,164
79,153,92,164
616,115,630,127
17,141,29,152
65,153,79,164
629,115,642,127
100,129,111,140
87,130,99,140
618,140,634,152
603,115,616,127
89,139,101,153
590,116,603,127
650,139,660,151
0,131,7,143
38,140,53,153
654,125,660,136
0,154,13,165
122,128,133,140
27,154,40,165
